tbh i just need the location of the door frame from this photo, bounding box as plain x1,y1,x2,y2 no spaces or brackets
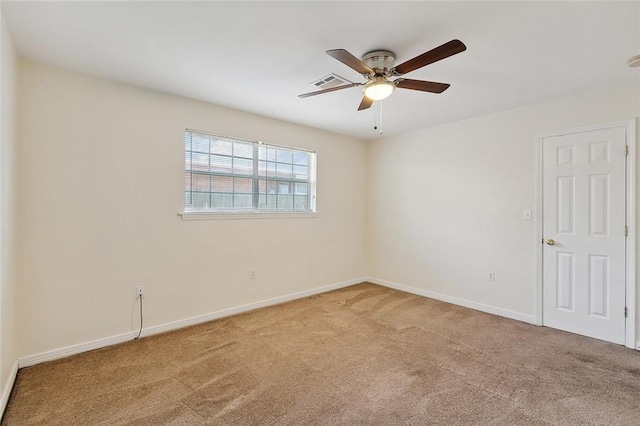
534,119,637,349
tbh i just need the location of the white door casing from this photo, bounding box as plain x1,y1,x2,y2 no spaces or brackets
541,122,632,345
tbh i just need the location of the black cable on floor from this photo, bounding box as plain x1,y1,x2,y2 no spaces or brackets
134,294,143,340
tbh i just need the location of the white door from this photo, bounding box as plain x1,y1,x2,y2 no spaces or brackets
542,125,627,344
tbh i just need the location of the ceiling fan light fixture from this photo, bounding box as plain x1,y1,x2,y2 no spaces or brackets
301,40,467,111
363,79,395,101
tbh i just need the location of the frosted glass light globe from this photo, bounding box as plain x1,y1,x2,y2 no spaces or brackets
363,80,395,101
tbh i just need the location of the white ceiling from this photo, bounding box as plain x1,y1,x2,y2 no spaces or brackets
2,1,639,140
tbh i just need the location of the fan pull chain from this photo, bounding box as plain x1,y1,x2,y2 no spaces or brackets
373,100,383,134
373,102,378,132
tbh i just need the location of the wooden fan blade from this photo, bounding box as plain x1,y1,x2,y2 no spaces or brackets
298,82,363,98
358,96,374,111
393,40,466,76
326,49,374,75
395,79,451,93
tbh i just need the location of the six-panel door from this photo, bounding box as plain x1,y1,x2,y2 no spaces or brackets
542,126,627,344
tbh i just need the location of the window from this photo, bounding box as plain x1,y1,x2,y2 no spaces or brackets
184,129,316,214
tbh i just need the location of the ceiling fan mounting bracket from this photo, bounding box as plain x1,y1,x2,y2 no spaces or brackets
362,50,396,75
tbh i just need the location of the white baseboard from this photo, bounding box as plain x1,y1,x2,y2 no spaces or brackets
19,331,142,368
1,360,18,419
19,277,366,368
636,341,640,350
17,276,542,369
367,277,536,325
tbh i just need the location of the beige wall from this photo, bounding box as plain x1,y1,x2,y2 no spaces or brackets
0,11,18,402
10,58,640,361
366,84,639,334
16,60,367,357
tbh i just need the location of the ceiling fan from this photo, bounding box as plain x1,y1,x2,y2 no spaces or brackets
299,39,466,111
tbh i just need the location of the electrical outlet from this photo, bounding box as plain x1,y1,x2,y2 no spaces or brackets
136,286,145,298
250,268,256,280
487,271,495,282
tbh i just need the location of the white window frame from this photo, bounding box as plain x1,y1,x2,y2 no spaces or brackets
181,129,318,220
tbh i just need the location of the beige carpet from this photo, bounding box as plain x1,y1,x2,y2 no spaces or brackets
3,282,640,425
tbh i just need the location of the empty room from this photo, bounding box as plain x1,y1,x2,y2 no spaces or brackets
1,1,640,424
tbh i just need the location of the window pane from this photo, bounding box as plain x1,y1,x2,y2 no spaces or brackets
189,192,210,209
259,179,277,194
211,193,233,209
234,177,253,193
276,149,292,163
266,162,276,177
212,176,233,192
259,161,276,177
191,134,209,153
190,173,210,191
261,194,277,209
276,163,293,178
210,139,232,156
190,152,209,171
293,151,309,166
266,147,276,162
234,194,253,209
295,182,307,195
210,155,232,173
260,180,277,194
293,165,308,180
277,182,292,194
258,160,267,177
234,141,254,159
294,196,308,210
277,195,294,210
233,158,253,175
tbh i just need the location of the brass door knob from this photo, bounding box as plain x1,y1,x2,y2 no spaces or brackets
546,239,555,246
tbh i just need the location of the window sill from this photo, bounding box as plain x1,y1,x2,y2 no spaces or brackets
179,211,319,221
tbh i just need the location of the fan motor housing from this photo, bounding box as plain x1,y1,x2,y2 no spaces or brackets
362,50,396,73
